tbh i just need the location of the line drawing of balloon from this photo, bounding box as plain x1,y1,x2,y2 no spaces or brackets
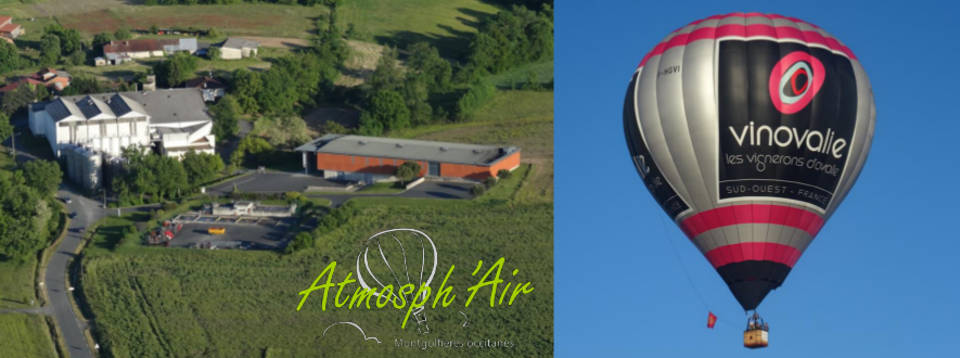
356,228,438,334
322,321,382,344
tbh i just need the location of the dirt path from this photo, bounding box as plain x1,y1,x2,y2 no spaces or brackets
241,36,312,49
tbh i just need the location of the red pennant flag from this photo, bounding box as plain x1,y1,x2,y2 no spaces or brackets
707,312,717,329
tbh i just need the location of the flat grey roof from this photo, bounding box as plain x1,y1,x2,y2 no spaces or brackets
223,37,258,50
295,134,519,166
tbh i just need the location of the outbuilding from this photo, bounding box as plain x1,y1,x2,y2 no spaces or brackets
294,134,521,182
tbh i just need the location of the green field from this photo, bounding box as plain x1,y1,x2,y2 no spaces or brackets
0,313,56,358
0,258,37,309
6,0,498,57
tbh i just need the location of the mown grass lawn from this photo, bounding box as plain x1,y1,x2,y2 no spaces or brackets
0,258,37,309
0,313,56,358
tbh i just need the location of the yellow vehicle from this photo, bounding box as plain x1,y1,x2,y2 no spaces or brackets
208,227,226,235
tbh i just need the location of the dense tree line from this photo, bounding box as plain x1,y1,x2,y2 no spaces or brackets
112,147,224,205
463,5,553,76
153,52,199,87
230,41,345,116
40,24,88,66
357,42,451,135
356,4,552,133
0,159,63,261
0,41,24,75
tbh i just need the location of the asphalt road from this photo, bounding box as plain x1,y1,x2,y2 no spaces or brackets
45,187,104,358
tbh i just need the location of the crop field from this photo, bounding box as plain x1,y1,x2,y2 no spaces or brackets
0,313,56,358
80,177,552,357
7,0,498,57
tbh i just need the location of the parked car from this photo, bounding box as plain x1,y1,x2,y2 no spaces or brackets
68,212,77,219
62,197,72,204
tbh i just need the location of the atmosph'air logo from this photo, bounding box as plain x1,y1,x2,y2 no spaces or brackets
768,51,825,114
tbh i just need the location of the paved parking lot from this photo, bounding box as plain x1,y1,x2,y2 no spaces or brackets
170,222,290,250
207,172,346,195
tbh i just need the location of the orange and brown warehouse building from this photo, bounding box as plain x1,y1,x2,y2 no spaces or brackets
294,134,521,182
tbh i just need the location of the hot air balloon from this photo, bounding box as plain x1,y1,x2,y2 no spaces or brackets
356,229,438,334
623,13,875,348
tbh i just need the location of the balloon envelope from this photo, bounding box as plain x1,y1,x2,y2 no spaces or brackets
623,13,875,310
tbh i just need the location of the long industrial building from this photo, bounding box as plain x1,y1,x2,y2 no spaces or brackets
294,134,521,182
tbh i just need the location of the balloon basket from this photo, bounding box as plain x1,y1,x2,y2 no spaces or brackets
743,329,769,349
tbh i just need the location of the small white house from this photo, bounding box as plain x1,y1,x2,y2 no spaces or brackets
220,38,259,60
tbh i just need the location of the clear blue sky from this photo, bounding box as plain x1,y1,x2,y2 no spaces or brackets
555,1,960,356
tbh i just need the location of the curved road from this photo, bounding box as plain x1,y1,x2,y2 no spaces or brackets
45,188,104,358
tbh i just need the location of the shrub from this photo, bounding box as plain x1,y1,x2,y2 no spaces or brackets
162,201,178,212
471,184,486,196
484,176,498,189
498,169,512,179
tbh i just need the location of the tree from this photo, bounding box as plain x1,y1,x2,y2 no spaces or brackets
456,79,495,120
365,90,410,131
395,161,421,185
0,170,50,261
209,95,240,140
0,41,21,74
60,76,102,96
320,120,348,135
207,46,221,60
114,28,132,40
234,136,274,167
402,75,432,126
368,47,402,93
0,112,12,144
357,112,383,136
406,42,451,93
182,151,224,186
21,160,62,196
231,69,262,114
465,5,553,74
1,85,35,115
39,33,61,66
257,64,298,114
149,155,188,200
154,52,198,87
92,33,112,54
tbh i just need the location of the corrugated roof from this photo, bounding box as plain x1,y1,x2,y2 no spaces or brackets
103,39,176,54
295,134,519,166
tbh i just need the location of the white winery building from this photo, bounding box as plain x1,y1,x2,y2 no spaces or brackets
28,88,216,189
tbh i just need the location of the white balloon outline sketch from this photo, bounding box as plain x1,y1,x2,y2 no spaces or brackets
356,228,438,334
322,321,381,344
